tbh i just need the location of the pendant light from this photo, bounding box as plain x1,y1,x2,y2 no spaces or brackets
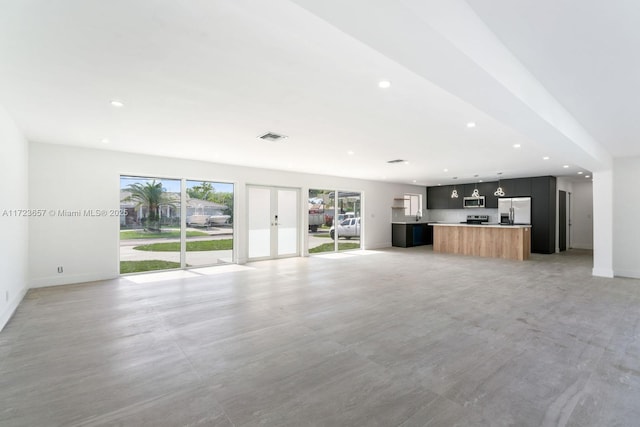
451,186,459,198
472,184,480,198
494,172,505,197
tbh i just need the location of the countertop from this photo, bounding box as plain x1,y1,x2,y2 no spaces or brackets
391,221,431,225
429,222,531,228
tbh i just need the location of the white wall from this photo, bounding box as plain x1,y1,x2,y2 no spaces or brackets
570,181,593,250
29,142,425,287
0,106,29,331
613,157,640,278
592,170,614,278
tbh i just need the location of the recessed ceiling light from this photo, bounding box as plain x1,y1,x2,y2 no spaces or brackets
563,165,570,168
479,180,483,182
577,171,583,175
412,180,417,183
513,144,521,148
404,161,409,165
101,138,109,144
466,122,476,128
110,100,124,107
347,150,355,155
543,156,550,160
437,184,442,186
378,80,391,89
443,168,448,172
585,175,591,178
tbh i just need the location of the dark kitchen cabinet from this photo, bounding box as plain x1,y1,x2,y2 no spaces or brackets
392,223,433,247
530,176,556,254
500,178,532,197
427,185,451,209
478,182,498,208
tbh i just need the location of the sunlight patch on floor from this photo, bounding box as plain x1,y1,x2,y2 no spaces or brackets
125,270,200,283
190,265,254,275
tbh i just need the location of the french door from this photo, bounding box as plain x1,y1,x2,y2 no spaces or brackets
247,186,299,260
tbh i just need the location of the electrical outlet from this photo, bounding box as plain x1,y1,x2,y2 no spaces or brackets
57,266,63,274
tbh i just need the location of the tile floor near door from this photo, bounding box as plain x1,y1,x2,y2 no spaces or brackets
1,248,640,426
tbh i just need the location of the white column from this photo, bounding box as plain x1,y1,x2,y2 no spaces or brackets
592,170,614,277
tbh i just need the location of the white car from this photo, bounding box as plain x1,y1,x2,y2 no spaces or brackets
330,217,360,240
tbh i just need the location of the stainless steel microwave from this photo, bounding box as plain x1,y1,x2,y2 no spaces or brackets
463,196,485,208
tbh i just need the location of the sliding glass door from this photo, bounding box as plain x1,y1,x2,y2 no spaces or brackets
119,176,234,274
307,189,362,254
185,180,234,267
119,176,182,274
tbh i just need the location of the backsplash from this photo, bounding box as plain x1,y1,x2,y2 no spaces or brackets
427,209,499,223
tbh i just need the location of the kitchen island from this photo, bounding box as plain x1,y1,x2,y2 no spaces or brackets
431,223,531,261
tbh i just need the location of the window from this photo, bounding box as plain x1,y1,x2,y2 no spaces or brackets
404,193,422,216
119,175,234,275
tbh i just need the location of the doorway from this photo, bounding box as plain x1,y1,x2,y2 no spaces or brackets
559,190,567,252
247,186,299,260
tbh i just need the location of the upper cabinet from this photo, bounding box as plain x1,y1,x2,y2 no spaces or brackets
426,185,450,209
500,178,532,197
477,182,499,208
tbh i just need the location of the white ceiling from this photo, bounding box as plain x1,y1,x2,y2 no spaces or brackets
0,0,633,186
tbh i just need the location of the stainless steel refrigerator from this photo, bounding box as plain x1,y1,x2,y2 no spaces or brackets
498,197,531,225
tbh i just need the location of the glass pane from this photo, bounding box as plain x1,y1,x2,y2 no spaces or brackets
337,191,361,251
120,176,181,274
248,187,271,259
185,180,234,267
308,189,335,254
277,189,298,256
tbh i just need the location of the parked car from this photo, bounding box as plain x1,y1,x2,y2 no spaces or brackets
330,217,360,240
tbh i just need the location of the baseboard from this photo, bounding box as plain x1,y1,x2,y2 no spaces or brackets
0,286,28,332
30,272,117,288
571,244,593,250
592,267,615,278
613,269,640,280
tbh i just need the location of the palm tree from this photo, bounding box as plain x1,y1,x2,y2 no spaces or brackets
124,180,173,231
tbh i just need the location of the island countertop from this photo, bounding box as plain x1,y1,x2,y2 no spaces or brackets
429,222,531,229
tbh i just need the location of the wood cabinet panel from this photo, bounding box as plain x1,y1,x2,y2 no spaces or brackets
433,225,531,260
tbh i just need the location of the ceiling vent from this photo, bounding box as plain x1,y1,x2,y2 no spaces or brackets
258,132,288,142
387,159,407,164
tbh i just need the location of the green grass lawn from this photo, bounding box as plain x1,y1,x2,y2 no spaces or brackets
120,260,181,273
133,239,233,252
309,243,360,253
120,229,209,240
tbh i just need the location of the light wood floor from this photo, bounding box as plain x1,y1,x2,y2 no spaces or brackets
1,248,639,426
